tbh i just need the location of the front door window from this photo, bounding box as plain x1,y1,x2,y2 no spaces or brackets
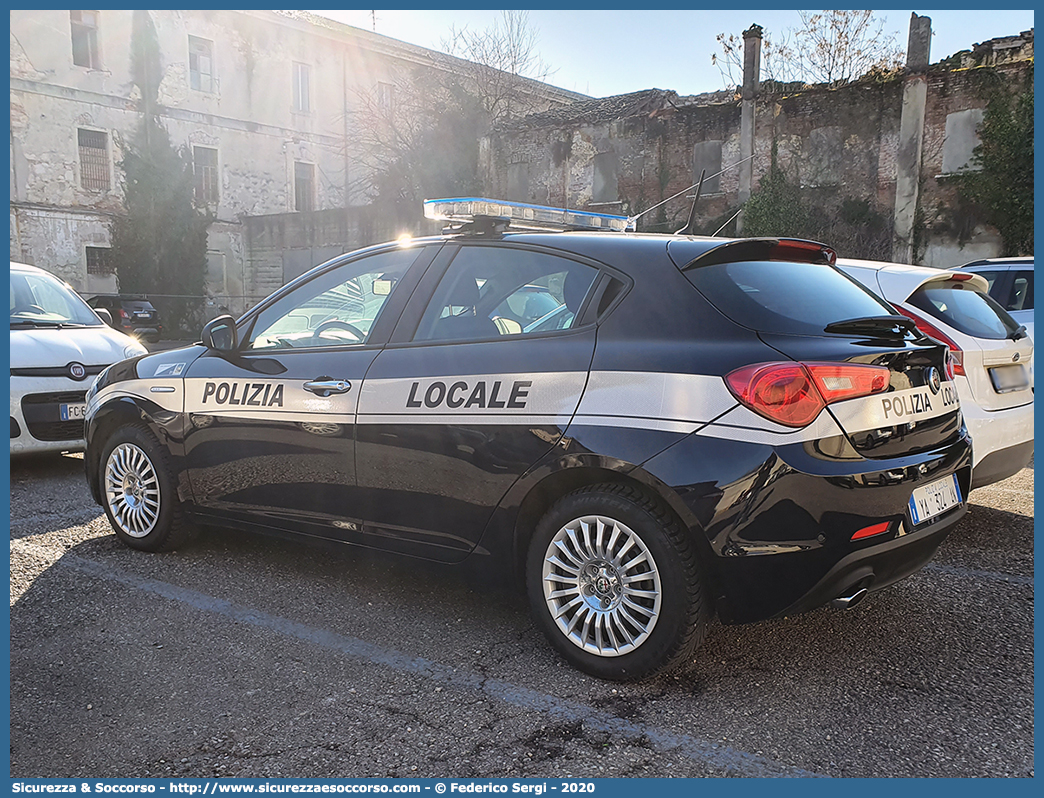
246,248,419,350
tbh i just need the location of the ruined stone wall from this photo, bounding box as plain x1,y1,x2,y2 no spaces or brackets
915,60,1030,267
483,43,1032,265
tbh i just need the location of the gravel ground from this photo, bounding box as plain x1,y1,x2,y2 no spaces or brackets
9,453,1034,778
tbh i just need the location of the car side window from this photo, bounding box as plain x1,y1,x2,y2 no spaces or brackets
245,248,419,350
1011,271,1033,310
412,246,598,342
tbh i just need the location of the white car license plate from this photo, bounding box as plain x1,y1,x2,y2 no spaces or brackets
60,403,87,421
135,312,151,319
989,364,1028,394
908,473,962,525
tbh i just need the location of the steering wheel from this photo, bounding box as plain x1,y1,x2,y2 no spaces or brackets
312,319,366,343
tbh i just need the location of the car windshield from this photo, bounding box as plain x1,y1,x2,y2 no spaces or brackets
10,270,102,327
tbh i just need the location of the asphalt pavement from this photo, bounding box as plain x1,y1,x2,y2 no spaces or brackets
8,453,1034,778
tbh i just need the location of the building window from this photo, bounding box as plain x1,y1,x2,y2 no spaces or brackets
86,246,113,276
193,146,219,204
77,128,110,191
70,11,101,69
189,36,214,93
377,81,395,114
692,141,723,194
294,162,315,212
592,151,619,203
941,109,986,174
293,63,311,113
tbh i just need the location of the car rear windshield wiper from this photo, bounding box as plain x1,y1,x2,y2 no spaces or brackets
823,315,915,337
1010,324,1028,341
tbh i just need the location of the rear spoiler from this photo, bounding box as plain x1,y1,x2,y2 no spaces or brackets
679,238,836,270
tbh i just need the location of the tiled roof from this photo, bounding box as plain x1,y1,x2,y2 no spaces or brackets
499,88,679,130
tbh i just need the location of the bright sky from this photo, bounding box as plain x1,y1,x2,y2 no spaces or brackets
306,9,1035,97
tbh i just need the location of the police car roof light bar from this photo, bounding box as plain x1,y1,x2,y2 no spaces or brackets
424,198,633,233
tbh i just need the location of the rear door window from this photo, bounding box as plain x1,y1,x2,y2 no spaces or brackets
908,285,1022,339
412,246,598,342
683,259,894,335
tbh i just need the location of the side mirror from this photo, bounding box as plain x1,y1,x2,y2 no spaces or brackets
201,314,238,352
94,307,113,326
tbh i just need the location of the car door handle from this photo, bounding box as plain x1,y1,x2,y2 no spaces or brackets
303,378,352,397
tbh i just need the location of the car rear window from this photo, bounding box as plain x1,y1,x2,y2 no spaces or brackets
908,285,1022,340
683,259,894,335
122,300,156,312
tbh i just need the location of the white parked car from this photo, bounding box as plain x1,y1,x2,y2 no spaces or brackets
837,258,1033,490
10,262,148,455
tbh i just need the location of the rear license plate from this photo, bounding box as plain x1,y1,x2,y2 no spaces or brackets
908,473,962,526
134,312,151,319
59,403,87,421
989,364,1028,394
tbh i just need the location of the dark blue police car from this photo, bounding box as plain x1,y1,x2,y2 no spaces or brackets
84,199,972,681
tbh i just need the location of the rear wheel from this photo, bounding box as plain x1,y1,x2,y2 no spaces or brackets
526,483,707,681
98,424,194,552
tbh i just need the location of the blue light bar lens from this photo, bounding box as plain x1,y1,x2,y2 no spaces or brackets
423,197,631,232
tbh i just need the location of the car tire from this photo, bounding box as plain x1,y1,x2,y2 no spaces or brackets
526,483,708,681
98,424,194,552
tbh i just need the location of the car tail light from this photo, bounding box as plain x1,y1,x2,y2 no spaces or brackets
892,304,964,376
725,362,891,428
118,309,130,320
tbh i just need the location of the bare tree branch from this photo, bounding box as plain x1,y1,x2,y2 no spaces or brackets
713,11,904,89
346,11,559,207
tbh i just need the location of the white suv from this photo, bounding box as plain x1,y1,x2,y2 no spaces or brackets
959,257,1034,344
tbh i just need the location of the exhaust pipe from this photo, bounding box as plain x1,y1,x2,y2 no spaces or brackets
831,587,868,610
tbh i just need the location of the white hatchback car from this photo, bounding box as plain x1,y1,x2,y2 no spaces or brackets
838,258,1033,490
11,262,148,455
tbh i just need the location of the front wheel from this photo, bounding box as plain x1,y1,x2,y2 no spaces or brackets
526,483,708,681
98,424,194,552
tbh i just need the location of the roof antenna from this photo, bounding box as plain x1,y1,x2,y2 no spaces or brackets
674,169,706,236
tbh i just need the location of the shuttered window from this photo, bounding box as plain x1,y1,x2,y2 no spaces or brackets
294,162,315,212
193,146,219,204
78,129,110,191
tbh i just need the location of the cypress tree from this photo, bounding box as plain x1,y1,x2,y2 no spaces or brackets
109,10,211,336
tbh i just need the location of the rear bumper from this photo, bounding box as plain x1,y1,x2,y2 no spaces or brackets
123,325,161,341
971,439,1034,489
644,428,973,624
777,503,963,617
960,395,1034,482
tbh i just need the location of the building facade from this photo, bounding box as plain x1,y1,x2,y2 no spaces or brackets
9,10,583,316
